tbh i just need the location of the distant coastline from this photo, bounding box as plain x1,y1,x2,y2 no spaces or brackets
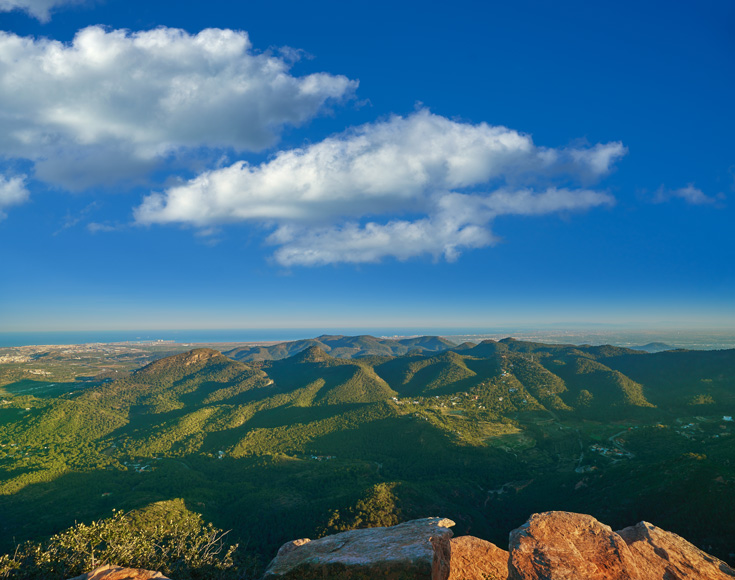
0,328,475,348
1,327,735,351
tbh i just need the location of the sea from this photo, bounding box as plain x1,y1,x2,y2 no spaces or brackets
0,327,478,348
1,326,735,350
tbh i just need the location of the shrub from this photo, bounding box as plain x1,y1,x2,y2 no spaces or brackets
0,503,240,580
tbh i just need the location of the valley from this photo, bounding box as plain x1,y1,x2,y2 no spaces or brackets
1,335,734,576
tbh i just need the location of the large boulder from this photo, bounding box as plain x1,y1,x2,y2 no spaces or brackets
263,517,455,580
618,521,735,579
262,513,735,580
67,565,170,580
508,511,640,580
448,535,509,580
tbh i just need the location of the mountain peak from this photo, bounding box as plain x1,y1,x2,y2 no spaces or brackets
135,348,224,375
179,348,222,365
290,345,331,363
631,342,675,353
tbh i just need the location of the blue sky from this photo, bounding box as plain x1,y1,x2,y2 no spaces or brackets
0,0,733,332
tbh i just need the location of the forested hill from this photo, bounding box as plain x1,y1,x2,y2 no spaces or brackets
65,338,735,428
224,334,458,361
216,335,735,416
1,337,735,575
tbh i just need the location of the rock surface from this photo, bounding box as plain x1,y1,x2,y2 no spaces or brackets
448,535,509,580
63,513,735,580
263,517,455,580
265,512,735,580
68,565,171,580
508,511,640,580
618,520,735,579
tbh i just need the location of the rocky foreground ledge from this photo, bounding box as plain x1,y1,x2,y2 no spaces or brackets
73,511,735,580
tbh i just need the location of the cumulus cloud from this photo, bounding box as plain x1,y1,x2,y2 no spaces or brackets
0,174,30,220
0,0,84,22
135,110,624,226
270,188,613,266
136,110,623,266
654,184,723,205
0,26,356,189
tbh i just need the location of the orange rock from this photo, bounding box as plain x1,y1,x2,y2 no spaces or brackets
448,535,509,580
262,515,735,580
508,511,640,580
67,565,170,580
618,521,735,579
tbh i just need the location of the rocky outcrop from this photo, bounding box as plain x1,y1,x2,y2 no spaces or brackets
448,535,509,580
508,511,735,580
509,511,640,580
68,565,170,580
263,517,455,580
266,512,734,580
63,512,735,580
618,520,735,579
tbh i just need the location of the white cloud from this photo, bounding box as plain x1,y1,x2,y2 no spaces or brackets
0,174,30,220
135,110,622,266
136,110,624,225
0,26,356,189
0,0,84,22
87,221,124,233
654,184,723,205
269,188,613,266
569,142,627,180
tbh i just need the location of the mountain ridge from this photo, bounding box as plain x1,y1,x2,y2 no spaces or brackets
1,335,734,574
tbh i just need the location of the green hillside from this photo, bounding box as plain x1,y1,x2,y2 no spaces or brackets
550,357,654,414
507,355,572,411
375,351,480,396
604,348,735,410
1,337,735,577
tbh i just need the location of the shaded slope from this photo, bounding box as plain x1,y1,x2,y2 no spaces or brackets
83,348,272,413
550,357,654,413
265,347,397,405
224,335,458,362
604,348,735,410
375,351,480,396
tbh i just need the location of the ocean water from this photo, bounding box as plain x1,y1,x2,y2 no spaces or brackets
0,327,478,348
1,327,734,350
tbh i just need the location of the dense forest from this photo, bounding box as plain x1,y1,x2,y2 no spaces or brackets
1,337,734,578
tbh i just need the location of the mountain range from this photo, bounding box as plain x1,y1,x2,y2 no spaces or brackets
1,336,734,574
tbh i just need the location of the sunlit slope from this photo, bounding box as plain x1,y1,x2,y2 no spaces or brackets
0,399,126,457
454,338,656,415
263,346,398,405
51,345,399,458
77,344,526,458
5,340,731,467
7,338,724,470
83,348,274,412
505,355,572,411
